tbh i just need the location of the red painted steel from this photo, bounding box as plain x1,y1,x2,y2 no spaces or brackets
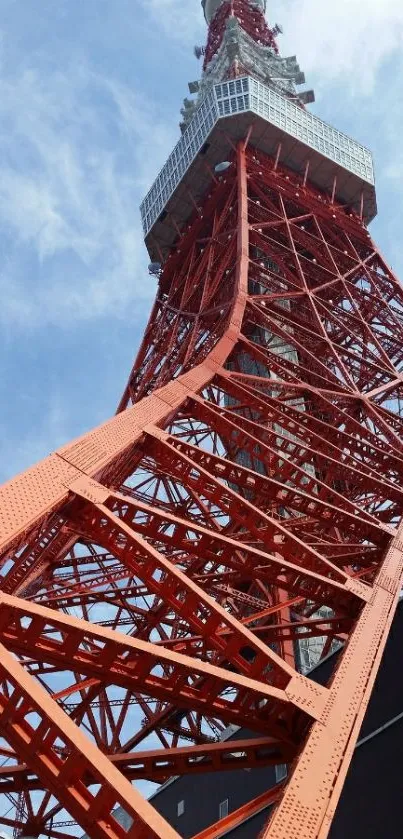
1,132,403,839
192,783,284,839
203,0,278,70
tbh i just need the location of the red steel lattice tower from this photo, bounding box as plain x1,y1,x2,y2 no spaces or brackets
0,1,402,837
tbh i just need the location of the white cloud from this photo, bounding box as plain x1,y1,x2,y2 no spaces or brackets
140,0,203,43
273,0,403,94
0,56,176,327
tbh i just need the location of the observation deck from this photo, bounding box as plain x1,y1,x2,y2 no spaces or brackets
141,76,376,262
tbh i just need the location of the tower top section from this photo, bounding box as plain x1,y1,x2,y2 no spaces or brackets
185,0,313,132
202,0,266,24
140,0,376,260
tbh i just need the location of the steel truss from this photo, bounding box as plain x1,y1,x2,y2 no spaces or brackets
202,0,278,70
1,140,403,838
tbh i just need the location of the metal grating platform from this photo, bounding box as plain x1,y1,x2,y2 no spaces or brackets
141,77,376,261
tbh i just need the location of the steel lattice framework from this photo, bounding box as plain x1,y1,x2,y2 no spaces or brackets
1,3,402,839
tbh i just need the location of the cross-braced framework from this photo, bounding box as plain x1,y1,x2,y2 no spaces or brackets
1,139,403,839
202,0,278,71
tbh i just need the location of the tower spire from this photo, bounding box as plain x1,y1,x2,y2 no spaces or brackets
186,0,313,132
203,0,278,72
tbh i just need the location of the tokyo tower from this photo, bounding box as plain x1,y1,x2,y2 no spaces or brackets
0,0,402,837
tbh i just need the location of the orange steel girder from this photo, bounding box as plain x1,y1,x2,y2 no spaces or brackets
0,140,403,838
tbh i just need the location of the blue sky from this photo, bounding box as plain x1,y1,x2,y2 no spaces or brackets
1,0,403,484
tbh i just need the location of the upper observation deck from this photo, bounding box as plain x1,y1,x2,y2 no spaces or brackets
140,77,376,262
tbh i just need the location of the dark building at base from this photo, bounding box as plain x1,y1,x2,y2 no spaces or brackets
149,599,403,838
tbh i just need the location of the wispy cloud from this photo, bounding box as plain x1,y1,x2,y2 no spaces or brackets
274,0,403,95
139,0,203,43
0,54,176,327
